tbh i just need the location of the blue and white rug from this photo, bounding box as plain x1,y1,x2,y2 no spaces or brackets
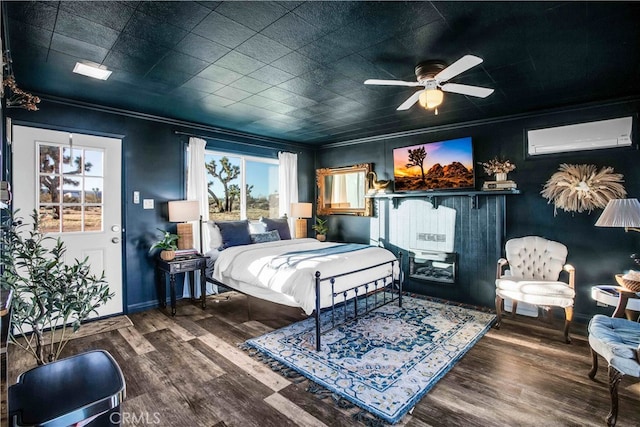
245,296,496,424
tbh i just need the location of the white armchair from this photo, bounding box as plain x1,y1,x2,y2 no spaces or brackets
495,236,576,343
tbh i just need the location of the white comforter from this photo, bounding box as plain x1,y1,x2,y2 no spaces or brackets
212,238,398,315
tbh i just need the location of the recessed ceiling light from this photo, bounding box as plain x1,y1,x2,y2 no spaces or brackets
73,62,112,80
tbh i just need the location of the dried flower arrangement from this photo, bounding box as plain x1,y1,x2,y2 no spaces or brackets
541,163,626,214
478,157,516,175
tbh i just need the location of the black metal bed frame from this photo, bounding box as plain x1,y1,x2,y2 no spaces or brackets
207,252,403,352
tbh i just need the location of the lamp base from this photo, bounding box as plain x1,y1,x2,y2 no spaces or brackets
295,218,307,239
176,222,194,250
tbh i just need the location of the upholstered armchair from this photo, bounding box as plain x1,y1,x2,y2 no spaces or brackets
588,315,640,427
495,236,576,343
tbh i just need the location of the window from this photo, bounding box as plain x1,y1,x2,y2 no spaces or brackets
204,151,279,221
38,142,104,233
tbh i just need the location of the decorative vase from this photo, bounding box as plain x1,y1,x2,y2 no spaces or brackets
495,172,508,182
160,250,176,261
316,234,327,242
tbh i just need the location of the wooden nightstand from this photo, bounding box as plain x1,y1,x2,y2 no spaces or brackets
156,255,208,316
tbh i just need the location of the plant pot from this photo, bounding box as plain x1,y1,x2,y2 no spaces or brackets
495,172,508,182
160,250,176,261
316,234,327,242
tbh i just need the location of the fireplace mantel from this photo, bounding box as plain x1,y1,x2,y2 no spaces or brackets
366,189,521,208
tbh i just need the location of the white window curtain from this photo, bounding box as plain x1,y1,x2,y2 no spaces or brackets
185,136,217,297
278,151,298,233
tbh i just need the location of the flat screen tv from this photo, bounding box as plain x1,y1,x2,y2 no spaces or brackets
393,137,474,192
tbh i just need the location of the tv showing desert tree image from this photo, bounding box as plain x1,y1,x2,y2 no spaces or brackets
393,137,475,192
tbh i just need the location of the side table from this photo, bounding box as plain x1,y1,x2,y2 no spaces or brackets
156,255,208,316
591,285,640,320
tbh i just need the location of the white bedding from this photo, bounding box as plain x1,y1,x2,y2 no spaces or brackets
211,238,398,315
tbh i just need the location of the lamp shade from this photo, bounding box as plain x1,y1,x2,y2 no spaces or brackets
418,89,443,109
168,200,200,222
595,198,640,228
290,202,312,219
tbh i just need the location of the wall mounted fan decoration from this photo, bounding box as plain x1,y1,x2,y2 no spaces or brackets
364,55,494,114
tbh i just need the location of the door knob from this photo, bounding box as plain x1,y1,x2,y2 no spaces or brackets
111,237,120,244
111,225,120,232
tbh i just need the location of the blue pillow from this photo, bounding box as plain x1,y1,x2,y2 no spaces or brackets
250,230,281,244
216,220,251,249
260,217,291,240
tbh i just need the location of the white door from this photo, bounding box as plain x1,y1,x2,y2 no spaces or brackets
12,125,123,317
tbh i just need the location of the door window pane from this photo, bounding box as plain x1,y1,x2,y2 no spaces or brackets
37,143,105,233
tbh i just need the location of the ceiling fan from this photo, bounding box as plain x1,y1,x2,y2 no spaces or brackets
364,55,494,113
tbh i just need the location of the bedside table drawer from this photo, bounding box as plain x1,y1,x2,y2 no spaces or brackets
171,259,205,273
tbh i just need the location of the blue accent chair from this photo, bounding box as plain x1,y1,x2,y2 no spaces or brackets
588,314,640,427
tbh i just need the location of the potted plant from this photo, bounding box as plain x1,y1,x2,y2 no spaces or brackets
150,229,179,260
312,217,329,242
0,210,112,365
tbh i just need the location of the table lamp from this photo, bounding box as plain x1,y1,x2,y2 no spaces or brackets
290,202,312,238
168,200,200,250
595,198,640,232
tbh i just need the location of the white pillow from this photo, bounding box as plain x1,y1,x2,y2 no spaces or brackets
249,221,266,234
206,221,223,251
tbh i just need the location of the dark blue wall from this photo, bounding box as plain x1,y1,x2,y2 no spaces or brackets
317,98,640,323
7,99,314,313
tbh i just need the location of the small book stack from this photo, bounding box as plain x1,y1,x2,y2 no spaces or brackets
482,180,518,191
175,248,200,257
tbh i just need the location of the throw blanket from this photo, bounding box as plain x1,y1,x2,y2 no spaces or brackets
212,238,397,315
269,243,369,268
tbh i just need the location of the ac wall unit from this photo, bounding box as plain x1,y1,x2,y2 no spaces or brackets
527,116,633,156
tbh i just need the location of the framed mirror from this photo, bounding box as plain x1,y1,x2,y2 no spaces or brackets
316,163,373,216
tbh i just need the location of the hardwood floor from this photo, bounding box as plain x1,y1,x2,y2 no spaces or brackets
7,293,640,426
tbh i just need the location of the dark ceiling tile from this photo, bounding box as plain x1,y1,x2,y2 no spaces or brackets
6,1,57,31
193,11,256,48
259,86,294,102
321,16,391,55
146,67,192,88
174,33,230,62
249,65,294,85
229,76,271,94
214,85,253,102
198,64,243,85
196,2,222,11
123,11,188,48
111,33,166,62
50,33,109,64
137,1,211,31
59,1,135,31
7,18,52,50
270,51,320,76
215,51,266,75
235,34,292,64
103,50,157,75
291,1,364,32
261,12,325,50
263,100,296,114
278,77,334,102
55,10,120,50
201,94,236,108
396,20,461,63
182,76,225,93
215,1,289,31
152,51,209,76
297,38,350,65
280,93,316,109
331,54,383,82
242,94,278,109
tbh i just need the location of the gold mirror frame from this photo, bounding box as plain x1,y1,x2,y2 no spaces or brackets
316,163,373,216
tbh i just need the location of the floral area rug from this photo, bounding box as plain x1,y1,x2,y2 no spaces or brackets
245,296,496,424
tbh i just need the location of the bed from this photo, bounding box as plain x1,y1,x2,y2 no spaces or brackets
205,222,403,351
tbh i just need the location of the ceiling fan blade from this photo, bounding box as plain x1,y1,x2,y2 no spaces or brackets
364,79,422,87
434,55,483,82
441,83,494,98
397,90,423,110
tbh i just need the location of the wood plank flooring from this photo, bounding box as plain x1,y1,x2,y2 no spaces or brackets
6,292,640,426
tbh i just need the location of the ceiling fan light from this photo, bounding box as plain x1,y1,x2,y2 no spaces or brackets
418,89,443,110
